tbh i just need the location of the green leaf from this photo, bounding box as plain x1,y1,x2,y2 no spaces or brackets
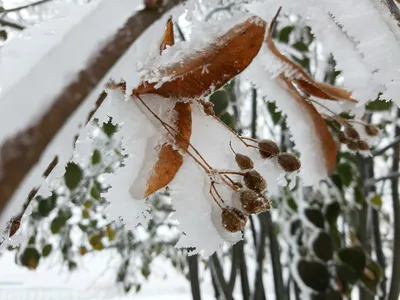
361,260,383,295
68,261,77,271
366,99,392,111
91,149,101,165
90,183,101,200
20,248,41,270
304,208,325,229
219,112,236,130
135,284,142,293
102,118,118,137
338,246,366,280
64,162,83,190
312,232,333,262
42,244,52,257
0,30,7,41
50,216,66,234
278,26,294,43
297,259,330,292
293,41,309,52
354,185,365,205
369,194,382,209
325,201,341,225
209,90,229,116
89,235,104,251
38,194,57,217
345,208,359,229
141,265,151,278
287,197,298,212
337,163,353,187
267,101,282,125
336,263,360,284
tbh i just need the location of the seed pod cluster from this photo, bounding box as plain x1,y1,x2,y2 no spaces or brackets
239,189,270,214
365,124,379,137
244,170,267,192
235,153,254,170
337,125,371,152
221,207,247,232
258,139,280,159
277,153,301,172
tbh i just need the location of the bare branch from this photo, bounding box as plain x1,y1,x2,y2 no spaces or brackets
0,18,24,30
4,0,53,13
372,135,400,156
0,0,186,217
187,254,202,300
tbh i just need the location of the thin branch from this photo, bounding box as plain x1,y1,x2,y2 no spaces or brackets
204,3,234,21
228,246,238,292
237,241,250,300
0,18,25,30
0,0,187,217
366,171,400,186
372,135,400,156
382,0,400,24
4,0,53,13
388,108,400,300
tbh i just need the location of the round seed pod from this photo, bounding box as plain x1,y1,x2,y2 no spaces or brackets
345,126,360,140
221,207,247,232
199,100,215,116
347,140,359,151
365,124,379,137
277,153,301,172
235,154,254,170
358,140,370,151
240,189,268,214
338,132,348,144
244,170,267,192
258,139,280,159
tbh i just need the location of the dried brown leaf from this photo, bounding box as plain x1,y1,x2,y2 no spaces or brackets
267,9,357,103
133,16,267,99
144,102,192,197
280,75,337,174
160,17,175,54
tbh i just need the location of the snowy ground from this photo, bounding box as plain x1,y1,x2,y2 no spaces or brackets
0,250,217,300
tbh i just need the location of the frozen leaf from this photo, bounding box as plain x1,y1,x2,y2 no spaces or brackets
369,194,382,209
64,162,83,191
143,101,192,198
361,260,383,294
311,231,333,262
133,16,267,99
338,246,366,279
20,247,40,270
42,244,52,257
160,17,174,54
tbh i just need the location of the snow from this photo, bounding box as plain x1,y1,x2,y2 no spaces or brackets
0,0,189,245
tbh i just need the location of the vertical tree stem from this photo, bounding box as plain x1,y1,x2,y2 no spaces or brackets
388,109,400,300
188,254,202,300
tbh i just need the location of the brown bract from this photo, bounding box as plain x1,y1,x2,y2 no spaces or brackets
280,76,337,174
141,19,192,197
267,9,357,103
132,16,267,99
144,102,192,197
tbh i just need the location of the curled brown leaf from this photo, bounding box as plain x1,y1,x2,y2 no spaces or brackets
133,16,267,99
144,101,192,197
267,9,357,103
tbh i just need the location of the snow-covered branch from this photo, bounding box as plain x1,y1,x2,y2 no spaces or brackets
0,0,186,226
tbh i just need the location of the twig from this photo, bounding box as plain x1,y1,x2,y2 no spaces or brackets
204,3,234,21
372,135,400,156
388,109,400,300
366,172,400,186
4,0,53,13
382,0,400,25
0,18,24,30
237,241,250,300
